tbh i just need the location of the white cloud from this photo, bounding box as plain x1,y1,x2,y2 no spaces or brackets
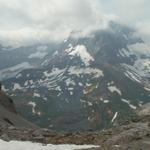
0,0,149,47
101,0,150,24
135,22,150,45
0,0,116,47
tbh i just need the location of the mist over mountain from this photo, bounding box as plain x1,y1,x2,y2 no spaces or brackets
0,0,150,48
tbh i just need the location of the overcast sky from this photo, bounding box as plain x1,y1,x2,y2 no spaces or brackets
0,0,150,47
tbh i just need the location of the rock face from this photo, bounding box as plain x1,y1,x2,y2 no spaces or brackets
0,91,16,114
0,86,36,128
138,102,150,117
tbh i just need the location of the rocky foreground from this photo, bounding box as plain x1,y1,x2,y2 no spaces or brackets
1,115,150,150
1,86,150,149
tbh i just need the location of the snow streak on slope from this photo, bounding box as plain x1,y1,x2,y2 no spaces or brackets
12,67,103,92
124,59,150,78
111,112,118,123
119,42,150,89
121,98,137,110
68,66,103,78
0,140,99,150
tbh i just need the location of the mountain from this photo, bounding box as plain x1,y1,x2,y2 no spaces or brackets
2,21,150,131
0,44,58,80
0,84,36,128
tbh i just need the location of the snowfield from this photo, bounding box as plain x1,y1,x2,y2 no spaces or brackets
0,140,99,150
65,45,94,66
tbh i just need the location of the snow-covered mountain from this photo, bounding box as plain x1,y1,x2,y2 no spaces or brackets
2,22,150,131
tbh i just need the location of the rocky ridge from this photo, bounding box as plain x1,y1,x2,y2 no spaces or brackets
1,113,150,150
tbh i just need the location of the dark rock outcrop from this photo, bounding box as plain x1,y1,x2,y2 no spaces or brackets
0,84,36,128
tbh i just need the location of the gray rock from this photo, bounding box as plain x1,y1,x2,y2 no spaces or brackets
1,134,10,142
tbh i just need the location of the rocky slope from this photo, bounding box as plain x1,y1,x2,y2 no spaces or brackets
2,21,150,131
1,103,150,150
0,85,36,128
0,87,150,149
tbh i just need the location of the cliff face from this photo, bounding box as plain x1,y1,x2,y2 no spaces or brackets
0,91,17,114
0,86,36,128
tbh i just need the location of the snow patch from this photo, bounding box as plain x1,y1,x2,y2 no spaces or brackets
68,66,103,78
144,87,150,92
87,101,93,106
108,86,122,95
28,101,36,114
13,83,22,91
103,100,110,103
121,98,137,110
79,82,83,86
0,140,99,150
55,86,62,91
33,92,41,98
70,91,73,95
66,45,94,66
65,78,76,87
